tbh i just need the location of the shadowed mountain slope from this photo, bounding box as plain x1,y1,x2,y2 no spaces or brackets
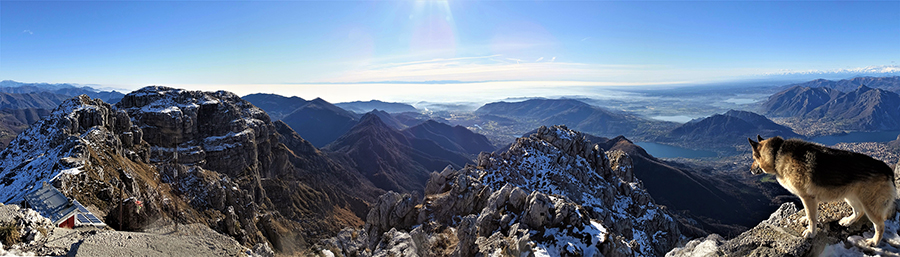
323,113,470,193
591,135,775,236
280,98,360,148
401,120,495,156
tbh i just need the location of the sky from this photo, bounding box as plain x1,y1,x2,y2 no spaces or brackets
2,1,899,103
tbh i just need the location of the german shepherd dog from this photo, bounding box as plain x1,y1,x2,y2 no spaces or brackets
749,135,896,246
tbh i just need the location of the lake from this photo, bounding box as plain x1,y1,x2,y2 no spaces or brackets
650,115,695,123
810,131,900,145
634,142,718,158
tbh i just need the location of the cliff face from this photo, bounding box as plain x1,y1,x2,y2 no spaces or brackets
322,125,685,256
117,86,286,179
116,86,381,250
0,87,381,254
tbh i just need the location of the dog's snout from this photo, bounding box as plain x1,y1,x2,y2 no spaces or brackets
750,166,763,175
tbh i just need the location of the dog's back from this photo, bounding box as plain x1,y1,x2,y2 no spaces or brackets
779,138,895,187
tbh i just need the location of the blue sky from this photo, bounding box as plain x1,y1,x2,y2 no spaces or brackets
2,1,899,102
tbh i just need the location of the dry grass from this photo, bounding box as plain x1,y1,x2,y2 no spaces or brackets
0,222,21,247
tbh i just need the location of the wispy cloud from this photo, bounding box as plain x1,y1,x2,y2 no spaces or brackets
322,55,675,84
506,58,523,64
22,30,33,35
581,37,590,42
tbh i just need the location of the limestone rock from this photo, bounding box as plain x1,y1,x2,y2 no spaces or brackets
323,125,684,256
668,201,900,256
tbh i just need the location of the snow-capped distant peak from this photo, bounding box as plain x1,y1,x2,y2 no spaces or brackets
765,65,900,76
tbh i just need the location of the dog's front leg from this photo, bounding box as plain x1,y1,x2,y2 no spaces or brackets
800,196,818,238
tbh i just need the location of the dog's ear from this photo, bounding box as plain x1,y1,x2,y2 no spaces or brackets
748,138,759,149
757,135,764,142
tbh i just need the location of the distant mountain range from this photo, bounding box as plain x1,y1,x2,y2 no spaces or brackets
0,92,70,110
657,110,802,151
475,98,675,139
761,65,900,81
763,85,900,132
335,100,418,114
0,80,124,103
780,76,900,93
241,93,309,120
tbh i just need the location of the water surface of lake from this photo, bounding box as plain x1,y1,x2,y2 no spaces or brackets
810,131,900,145
634,142,717,158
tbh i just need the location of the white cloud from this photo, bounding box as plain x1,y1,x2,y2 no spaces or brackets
22,30,33,35
535,57,544,62
551,57,556,63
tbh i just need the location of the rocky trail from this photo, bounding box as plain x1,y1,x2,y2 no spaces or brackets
0,202,274,257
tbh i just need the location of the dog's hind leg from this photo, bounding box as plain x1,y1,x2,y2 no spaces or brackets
840,197,864,227
800,196,818,238
864,212,885,247
862,196,892,246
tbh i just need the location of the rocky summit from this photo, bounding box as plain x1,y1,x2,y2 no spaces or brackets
668,201,900,256
0,87,381,255
319,125,684,256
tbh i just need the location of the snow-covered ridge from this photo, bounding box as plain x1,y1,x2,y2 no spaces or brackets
0,95,144,204
471,125,681,255
323,125,684,256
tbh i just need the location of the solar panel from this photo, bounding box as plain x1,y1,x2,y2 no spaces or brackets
76,203,90,213
76,214,90,223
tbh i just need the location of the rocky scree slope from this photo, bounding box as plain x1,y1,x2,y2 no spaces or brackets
321,125,684,256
